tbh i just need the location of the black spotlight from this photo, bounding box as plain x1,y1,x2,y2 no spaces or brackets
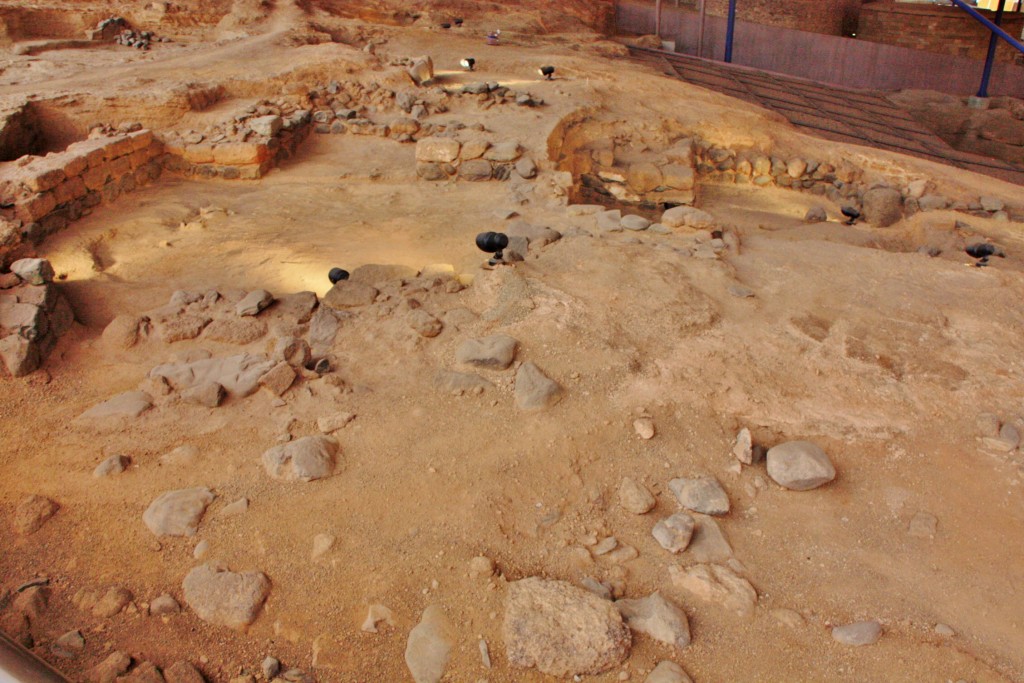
841,206,861,226
538,65,555,80
460,57,476,71
476,231,509,266
328,267,350,284
454,17,464,26
965,242,999,259
440,22,451,29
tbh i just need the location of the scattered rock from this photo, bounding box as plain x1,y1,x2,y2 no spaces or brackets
10,258,55,285
935,623,955,637
13,494,58,534
515,157,537,179
87,651,132,683
732,428,754,464
323,281,379,309
469,556,495,578
615,593,690,649
514,362,562,410
182,381,225,408
164,661,205,683
261,658,281,681
621,215,652,231
644,661,693,683
455,335,518,369
980,196,1005,212
618,478,656,514
668,476,730,515
92,586,133,618
143,487,215,537
51,629,85,657
317,412,355,433
149,594,180,615
504,577,631,677
633,418,655,440
311,533,335,559
259,362,296,396
661,206,714,229
407,56,435,86
434,370,492,393
803,206,827,223
652,512,695,553
771,608,806,628
236,290,274,316
149,353,274,399
262,435,339,482
766,441,836,490
687,515,733,563
79,391,153,420
831,620,882,646
669,563,757,617
219,497,248,517
405,605,456,683
182,563,270,631
408,309,443,337
361,604,395,632
93,455,130,477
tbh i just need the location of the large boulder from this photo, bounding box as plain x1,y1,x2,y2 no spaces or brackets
182,564,270,631
504,577,631,677
861,187,903,227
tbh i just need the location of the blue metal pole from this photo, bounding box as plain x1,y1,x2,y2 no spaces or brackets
949,0,1024,54
977,1,1007,98
724,0,737,63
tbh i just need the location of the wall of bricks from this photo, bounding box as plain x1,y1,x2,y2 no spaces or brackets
162,112,312,180
698,0,864,35
858,2,1024,63
0,130,164,265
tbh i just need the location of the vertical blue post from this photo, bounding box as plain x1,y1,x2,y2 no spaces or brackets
977,1,1007,98
724,0,737,62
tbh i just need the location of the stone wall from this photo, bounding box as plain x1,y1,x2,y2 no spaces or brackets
415,137,539,183
858,2,1024,63
162,106,312,180
0,130,164,266
0,258,74,377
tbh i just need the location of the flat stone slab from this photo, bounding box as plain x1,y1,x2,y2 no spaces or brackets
182,563,270,631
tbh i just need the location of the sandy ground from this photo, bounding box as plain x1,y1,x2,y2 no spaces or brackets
1,3,1023,683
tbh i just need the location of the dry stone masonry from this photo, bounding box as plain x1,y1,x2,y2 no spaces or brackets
0,258,74,376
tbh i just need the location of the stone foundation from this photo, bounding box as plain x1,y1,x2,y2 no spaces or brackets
0,259,73,377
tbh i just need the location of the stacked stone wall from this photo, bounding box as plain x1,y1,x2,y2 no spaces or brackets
0,131,164,265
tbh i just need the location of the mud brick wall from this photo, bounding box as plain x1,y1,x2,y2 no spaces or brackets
858,2,1024,63
700,0,864,35
0,130,164,264
162,111,312,180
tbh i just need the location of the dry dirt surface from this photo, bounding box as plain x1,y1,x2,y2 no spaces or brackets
1,2,1023,683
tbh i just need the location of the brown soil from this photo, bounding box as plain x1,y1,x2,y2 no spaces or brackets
1,3,1023,683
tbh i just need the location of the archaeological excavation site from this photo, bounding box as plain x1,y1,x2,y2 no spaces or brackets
1,0,1023,681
